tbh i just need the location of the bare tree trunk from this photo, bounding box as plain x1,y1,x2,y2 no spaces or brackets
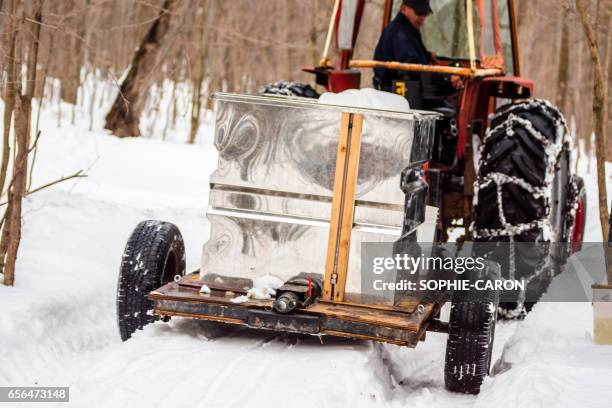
189,1,208,144
162,79,175,140
189,77,203,144
603,12,612,160
0,0,18,198
222,26,233,92
555,6,570,112
70,1,87,125
280,0,291,80
1,0,42,286
104,0,179,137
59,0,79,105
189,0,215,143
576,0,609,240
35,31,54,137
0,0,4,80
310,0,319,66
517,0,529,29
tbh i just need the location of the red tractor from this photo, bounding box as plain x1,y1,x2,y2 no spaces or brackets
263,0,587,316
259,0,586,389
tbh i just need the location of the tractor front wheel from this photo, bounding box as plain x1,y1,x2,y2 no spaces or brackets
444,263,499,394
116,220,185,341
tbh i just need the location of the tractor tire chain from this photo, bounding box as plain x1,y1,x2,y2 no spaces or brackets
472,99,570,239
471,99,571,318
259,80,320,98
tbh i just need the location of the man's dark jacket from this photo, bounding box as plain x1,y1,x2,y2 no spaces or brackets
373,12,432,90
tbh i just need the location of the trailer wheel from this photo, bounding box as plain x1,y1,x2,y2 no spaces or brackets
259,80,319,98
444,264,499,395
116,220,185,341
471,99,570,319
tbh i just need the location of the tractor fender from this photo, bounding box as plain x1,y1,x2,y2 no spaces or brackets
458,76,535,160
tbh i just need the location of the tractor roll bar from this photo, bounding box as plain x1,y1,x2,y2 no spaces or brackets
349,60,502,78
321,0,341,67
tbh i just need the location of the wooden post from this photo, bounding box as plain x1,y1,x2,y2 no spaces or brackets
322,112,363,302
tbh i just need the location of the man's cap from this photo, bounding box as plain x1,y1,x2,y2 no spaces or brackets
402,0,433,15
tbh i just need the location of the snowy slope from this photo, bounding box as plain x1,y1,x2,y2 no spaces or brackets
0,95,612,408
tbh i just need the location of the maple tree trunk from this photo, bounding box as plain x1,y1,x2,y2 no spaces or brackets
104,0,179,137
555,8,569,112
0,0,18,199
576,0,609,240
0,0,42,286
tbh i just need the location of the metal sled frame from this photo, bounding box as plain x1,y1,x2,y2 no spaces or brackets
148,108,447,347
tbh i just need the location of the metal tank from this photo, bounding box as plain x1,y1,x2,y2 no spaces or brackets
201,92,437,296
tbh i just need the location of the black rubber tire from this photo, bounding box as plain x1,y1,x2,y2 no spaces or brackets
116,220,185,341
259,80,319,98
444,263,499,395
472,99,569,319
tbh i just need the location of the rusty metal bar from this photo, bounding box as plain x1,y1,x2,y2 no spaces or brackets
321,0,341,66
349,60,502,77
382,0,394,31
508,0,521,76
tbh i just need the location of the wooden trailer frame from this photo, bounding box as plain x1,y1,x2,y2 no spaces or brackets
148,111,448,347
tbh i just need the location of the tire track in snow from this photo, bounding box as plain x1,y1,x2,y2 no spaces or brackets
200,332,279,402
225,339,288,407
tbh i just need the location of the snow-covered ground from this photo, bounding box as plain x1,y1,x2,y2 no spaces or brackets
1,88,612,408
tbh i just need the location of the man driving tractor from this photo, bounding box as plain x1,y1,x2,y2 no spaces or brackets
373,0,434,90
373,0,462,104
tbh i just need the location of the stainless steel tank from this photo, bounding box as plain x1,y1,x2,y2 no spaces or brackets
201,92,437,296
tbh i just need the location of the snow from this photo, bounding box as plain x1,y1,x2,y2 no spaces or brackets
0,88,612,408
319,88,411,113
247,275,284,300
228,275,284,302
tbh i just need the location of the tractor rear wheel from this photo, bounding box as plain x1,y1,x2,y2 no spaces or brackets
116,220,185,341
259,80,319,98
471,99,571,319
